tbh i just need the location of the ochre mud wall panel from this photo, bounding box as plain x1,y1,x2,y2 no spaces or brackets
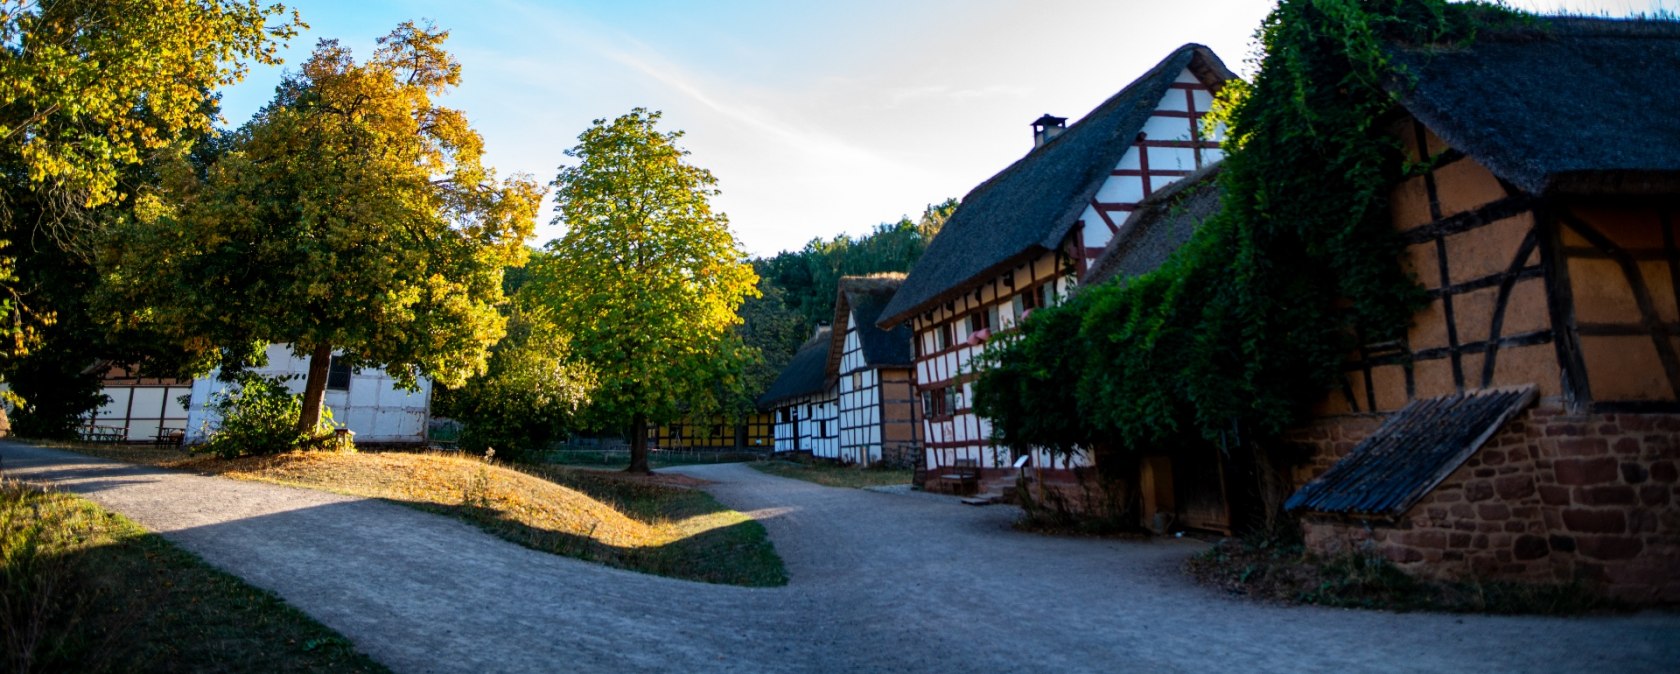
1327,119,1560,416
1559,204,1680,404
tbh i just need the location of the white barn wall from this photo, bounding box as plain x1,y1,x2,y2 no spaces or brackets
185,344,431,444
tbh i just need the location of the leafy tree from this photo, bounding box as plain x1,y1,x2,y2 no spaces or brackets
0,0,300,366
432,255,596,457
104,22,542,438
735,277,807,411
529,108,758,474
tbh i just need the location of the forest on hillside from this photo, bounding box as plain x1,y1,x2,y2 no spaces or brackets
737,199,956,401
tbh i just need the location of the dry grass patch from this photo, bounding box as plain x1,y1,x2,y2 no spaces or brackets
64,444,785,587
0,480,383,673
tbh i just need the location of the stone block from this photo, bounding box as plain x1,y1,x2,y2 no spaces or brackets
1646,435,1678,459
1577,535,1644,561
1599,423,1622,435
1554,457,1619,486
1577,485,1636,506
1538,484,1573,506
1630,509,1660,534
1641,485,1671,507
1465,480,1495,502
1473,533,1490,548
1451,504,1475,519
1483,450,1506,466
1620,415,1655,432
1621,462,1651,484
1384,546,1424,564
1613,437,1642,456
1557,437,1609,456
1546,423,1586,437
1449,532,1472,548
1474,467,1497,478
1478,503,1512,520
1562,508,1627,534
1651,461,1678,483
1494,475,1535,500
1408,530,1448,549
1504,521,1527,533
1548,534,1577,552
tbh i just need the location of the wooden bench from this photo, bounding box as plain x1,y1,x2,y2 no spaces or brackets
79,425,127,443
154,427,186,446
937,458,980,495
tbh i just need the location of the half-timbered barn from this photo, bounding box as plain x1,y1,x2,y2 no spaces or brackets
81,363,193,443
183,344,432,445
876,44,1236,494
1283,18,1680,601
648,413,773,450
827,275,920,467
758,327,839,458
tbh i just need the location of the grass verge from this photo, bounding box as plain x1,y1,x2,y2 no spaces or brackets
1186,535,1618,614
0,479,384,673
749,458,912,489
58,443,786,587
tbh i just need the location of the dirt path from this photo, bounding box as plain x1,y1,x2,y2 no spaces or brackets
3,441,1675,673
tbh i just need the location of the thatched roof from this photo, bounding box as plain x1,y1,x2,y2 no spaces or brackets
827,275,914,379
1390,17,1680,195
756,327,833,410
1083,164,1223,287
878,44,1236,328
1285,387,1536,517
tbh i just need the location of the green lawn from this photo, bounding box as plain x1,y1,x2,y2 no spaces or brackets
0,479,385,673
749,459,913,489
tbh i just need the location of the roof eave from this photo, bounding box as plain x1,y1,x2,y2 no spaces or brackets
876,246,1049,329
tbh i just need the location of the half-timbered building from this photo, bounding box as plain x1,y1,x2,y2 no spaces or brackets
1283,18,1680,601
876,44,1236,494
828,275,920,467
81,363,193,443
648,413,773,451
758,327,839,458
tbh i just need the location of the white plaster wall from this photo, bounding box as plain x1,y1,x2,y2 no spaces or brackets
185,343,431,444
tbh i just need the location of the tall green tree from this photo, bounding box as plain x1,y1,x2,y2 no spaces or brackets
0,0,300,369
105,22,542,436
529,108,758,474
432,251,597,457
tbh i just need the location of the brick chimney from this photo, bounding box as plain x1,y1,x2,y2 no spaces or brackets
1031,114,1067,148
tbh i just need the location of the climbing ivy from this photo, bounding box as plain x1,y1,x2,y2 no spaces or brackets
975,0,1518,459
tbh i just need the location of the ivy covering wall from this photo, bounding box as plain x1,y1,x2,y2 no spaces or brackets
974,0,1520,459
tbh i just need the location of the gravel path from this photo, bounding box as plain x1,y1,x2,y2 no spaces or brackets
3,441,1675,673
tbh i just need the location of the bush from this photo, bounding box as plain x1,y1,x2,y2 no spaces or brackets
196,373,336,458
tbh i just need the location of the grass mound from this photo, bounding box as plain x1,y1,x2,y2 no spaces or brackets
1186,535,1615,615
750,458,911,489
64,445,786,587
0,480,383,673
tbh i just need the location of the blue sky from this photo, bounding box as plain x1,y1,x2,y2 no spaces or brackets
217,0,1673,257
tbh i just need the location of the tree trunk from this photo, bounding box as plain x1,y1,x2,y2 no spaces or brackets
297,342,333,437
627,411,652,474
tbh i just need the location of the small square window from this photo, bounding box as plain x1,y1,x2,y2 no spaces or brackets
327,357,352,391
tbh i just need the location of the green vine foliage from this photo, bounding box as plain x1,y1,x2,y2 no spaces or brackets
975,0,1515,459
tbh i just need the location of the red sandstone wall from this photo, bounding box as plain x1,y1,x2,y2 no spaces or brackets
1292,405,1680,602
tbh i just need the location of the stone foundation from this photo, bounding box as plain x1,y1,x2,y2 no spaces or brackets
1289,404,1680,602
